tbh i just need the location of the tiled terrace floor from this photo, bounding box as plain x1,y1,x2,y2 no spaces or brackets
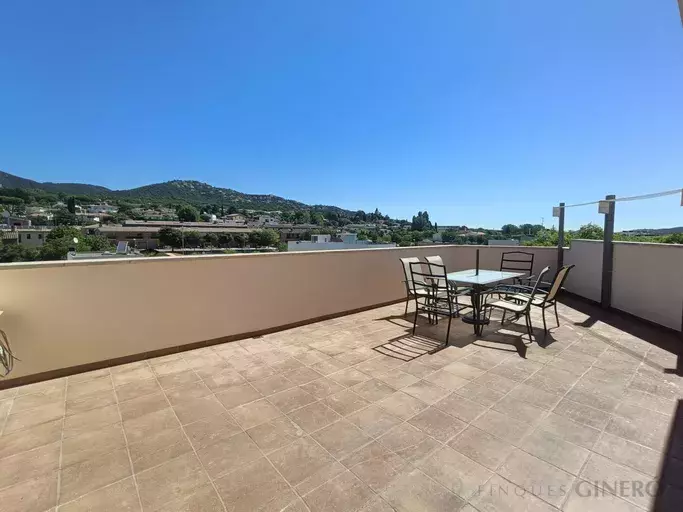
1,298,682,512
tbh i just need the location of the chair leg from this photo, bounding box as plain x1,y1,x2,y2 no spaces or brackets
501,310,506,325
404,297,409,316
412,303,418,335
446,315,452,345
554,302,560,327
542,308,548,333
525,312,533,343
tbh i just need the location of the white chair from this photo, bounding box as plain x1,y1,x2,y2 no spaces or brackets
399,257,425,315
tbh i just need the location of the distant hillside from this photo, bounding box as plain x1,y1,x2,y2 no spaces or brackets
621,227,683,236
0,170,354,214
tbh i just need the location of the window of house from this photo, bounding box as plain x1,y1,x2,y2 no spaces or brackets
38,234,43,239
26,234,31,239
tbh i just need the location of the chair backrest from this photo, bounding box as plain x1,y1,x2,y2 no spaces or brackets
409,261,451,298
399,257,422,292
501,251,534,276
546,265,575,301
425,256,447,287
514,266,550,309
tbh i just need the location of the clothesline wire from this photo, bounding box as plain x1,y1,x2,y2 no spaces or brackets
562,188,682,209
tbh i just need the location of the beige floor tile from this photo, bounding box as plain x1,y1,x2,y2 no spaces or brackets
580,453,655,510
375,370,420,390
553,398,611,430
448,426,515,471
606,402,670,451
214,457,294,512
536,412,601,450
381,468,466,512
62,423,126,467
58,448,131,504
434,392,488,423
251,374,296,395
62,404,120,438
128,427,192,473
312,420,374,459
521,428,590,475
196,431,262,478
202,368,245,392
215,383,262,409
472,410,533,445
310,358,349,376
401,360,436,379
10,387,65,414
123,407,180,444
507,382,562,410
114,378,162,402
454,382,505,407
470,474,558,512
383,424,441,465
593,431,661,477
497,449,575,507
136,452,209,511
3,402,64,434
230,398,282,429
346,404,402,438
377,391,427,420
352,379,397,403
163,381,211,405
324,389,371,417
0,470,57,512
348,448,406,492
423,369,469,391
246,416,304,453
240,363,278,382
419,445,493,500
118,392,169,421
184,412,242,450
66,375,113,401
112,366,155,387
492,396,548,425
441,361,485,380
300,377,345,399
0,441,60,489
269,386,317,414
303,470,375,512
58,477,140,512
0,418,62,459
402,380,450,405
289,401,341,433
67,368,111,384
408,406,467,442
267,436,336,487
66,389,117,416
173,395,225,424
328,367,372,387
270,357,305,373
151,484,223,512
563,480,644,512
285,367,324,386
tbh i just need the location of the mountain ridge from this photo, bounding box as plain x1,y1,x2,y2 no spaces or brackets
0,170,354,214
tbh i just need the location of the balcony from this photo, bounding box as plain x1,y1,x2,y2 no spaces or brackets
0,244,681,511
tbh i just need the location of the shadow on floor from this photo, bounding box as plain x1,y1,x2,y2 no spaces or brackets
654,399,683,511
559,294,683,375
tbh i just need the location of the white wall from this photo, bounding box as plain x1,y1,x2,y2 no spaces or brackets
612,242,683,331
564,240,603,303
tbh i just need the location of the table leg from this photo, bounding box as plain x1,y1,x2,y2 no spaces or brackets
461,284,489,336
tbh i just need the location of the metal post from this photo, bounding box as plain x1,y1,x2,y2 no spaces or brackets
557,202,565,272
601,195,616,309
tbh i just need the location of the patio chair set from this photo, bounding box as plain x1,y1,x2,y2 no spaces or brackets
400,251,574,345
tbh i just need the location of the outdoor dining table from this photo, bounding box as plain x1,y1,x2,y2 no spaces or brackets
447,269,524,336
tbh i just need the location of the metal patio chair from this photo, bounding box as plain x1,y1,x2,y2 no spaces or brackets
497,264,575,334
424,255,470,316
481,266,551,342
500,251,535,285
409,261,471,345
399,257,425,316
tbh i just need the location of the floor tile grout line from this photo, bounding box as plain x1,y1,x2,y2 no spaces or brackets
178,351,313,512
107,369,145,512
147,358,231,512
54,376,68,510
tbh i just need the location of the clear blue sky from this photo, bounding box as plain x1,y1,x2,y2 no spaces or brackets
1,1,681,230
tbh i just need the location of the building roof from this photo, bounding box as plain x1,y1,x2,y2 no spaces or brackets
98,225,254,234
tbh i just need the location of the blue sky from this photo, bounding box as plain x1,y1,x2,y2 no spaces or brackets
1,1,681,230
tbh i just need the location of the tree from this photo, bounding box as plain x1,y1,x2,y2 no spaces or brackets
53,208,77,226
575,223,604,240
0,244,39,263
501,224,519,236
217,233,233,247
411,211,432,231
177,205,199,222
232,233,247,248
203,233,219,247
67,196,77,214
158,227,182,249
184,230,202,247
